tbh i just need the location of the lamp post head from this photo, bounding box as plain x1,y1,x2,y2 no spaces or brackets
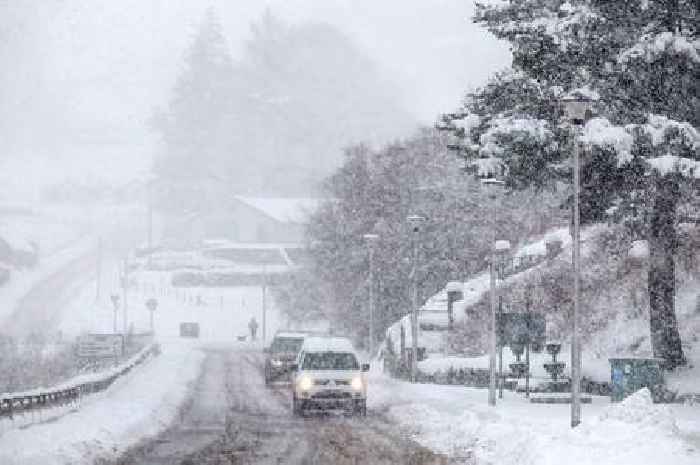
561,88,598,125
406,214,426,233
363,233,380,242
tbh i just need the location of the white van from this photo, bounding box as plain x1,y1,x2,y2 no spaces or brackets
290,336,369,416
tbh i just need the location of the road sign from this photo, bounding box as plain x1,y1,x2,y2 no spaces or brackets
146,298,158,311
77,333,124,358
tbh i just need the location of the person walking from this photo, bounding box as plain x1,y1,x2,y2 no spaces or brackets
248,316,259,341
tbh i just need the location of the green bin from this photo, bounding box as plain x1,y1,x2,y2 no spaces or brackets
609,357,664,402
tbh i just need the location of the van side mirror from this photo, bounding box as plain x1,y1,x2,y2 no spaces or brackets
289,363,298,372
361,363,370,372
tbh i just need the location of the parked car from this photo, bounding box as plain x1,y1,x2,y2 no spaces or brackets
264,331,307,385
290,336,369,416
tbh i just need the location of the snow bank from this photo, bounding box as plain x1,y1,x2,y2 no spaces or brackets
0,342,205,465
370,373,700,465
599,388,677,431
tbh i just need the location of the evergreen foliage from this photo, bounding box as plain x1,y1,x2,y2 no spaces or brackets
440,0,698,368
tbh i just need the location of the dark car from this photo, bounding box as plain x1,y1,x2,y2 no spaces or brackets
264,331,307,385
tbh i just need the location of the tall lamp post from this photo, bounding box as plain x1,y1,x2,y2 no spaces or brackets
561,90,596,428
407,214,426,383
363,233,380,357
482,177,505,406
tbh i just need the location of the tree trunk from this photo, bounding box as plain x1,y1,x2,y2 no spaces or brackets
647,175,686,369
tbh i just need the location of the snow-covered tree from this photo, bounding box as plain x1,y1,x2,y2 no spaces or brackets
441,0,698,368
278,130,565,348
151,8,236,212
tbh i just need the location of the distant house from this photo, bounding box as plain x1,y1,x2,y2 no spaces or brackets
163,196,323,246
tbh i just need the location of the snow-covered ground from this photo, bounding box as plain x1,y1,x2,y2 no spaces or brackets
369,371,700,465
0,341,205,465
57,267,290,346
0,239,95,324
0,228,295,456
386,225,603,355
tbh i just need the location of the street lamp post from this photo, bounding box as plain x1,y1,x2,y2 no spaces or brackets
407,214,426,383
482,177,505,406
121,257,129,336
110,294,120,333
363,233,380,357
561,90,596,428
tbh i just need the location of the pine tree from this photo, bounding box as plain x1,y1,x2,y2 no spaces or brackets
152,7,235,211
441,0,698,368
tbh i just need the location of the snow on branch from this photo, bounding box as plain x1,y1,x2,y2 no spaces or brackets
618,32,700,65
578,117,634,165
486,2,600,51
640,114,700,149
646,155,700,179
480,115,552,156
453,113,481,136
471,157,506,178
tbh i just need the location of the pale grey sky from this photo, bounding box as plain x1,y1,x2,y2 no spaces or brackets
0,0,510,197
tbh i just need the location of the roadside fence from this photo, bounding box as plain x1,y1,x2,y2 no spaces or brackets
0,343,160,429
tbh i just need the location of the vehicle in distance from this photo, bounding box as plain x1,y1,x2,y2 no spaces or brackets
264,331,307,385
290,336,369,416
179,322,200,338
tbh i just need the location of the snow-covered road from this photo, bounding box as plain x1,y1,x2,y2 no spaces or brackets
112,345,451,465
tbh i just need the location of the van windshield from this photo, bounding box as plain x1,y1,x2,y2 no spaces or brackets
302,352,359,370
270,337,304,353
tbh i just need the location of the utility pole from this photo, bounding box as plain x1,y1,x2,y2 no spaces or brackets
483,178,504,407
95,237,102,301
407,214,425,383
262,264,267,345
363,233,379,357
498,289,504,399
110,294,120,334
560,90,595,428
489,244,497,406
571,135,582,427
122,257,129,336
147,183,153,268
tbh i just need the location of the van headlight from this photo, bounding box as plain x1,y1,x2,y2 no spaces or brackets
351,376,363,391
298,376,313,391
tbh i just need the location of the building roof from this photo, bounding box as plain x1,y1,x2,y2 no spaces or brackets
234,196,324,224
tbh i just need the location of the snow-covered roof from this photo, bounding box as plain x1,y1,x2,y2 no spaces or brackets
302,336,356,353
234,196,323,224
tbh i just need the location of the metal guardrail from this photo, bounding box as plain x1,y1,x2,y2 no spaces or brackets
0,343,159,420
